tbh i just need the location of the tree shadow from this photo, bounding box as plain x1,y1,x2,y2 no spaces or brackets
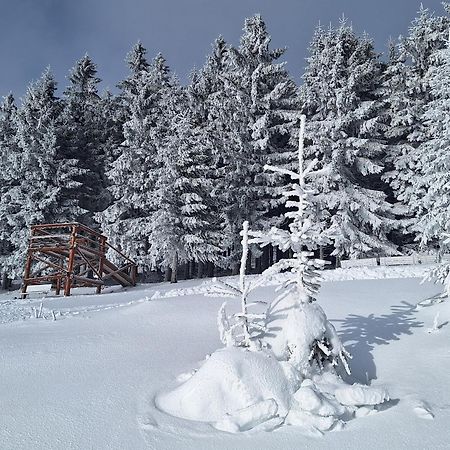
334,301,423,384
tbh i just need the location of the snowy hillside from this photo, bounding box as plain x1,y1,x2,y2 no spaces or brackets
1,268,449,449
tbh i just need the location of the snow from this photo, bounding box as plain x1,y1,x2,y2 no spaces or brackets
0,267,449,449
156,346,292,422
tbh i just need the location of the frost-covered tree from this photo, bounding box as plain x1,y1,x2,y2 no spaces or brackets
195,17,299,272
60,55,108,224
301,22,398,259
0,94,19,287
249,116,350,376
151,84,223,282
212,221,267,348
413,32,450,246
98,49,174,272
3,70,85,278
383,6,450,240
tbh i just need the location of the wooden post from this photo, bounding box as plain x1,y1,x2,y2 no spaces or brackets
55,276,61,296
97,236,106,294
130,264,137,285
64,224,78,296
21,227,35,297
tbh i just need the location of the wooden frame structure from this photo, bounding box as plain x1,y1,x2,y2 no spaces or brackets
21,223,137,297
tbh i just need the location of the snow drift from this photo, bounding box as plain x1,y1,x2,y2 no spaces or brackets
156,347,292,426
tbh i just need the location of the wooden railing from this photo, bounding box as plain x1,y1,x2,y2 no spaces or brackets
21,223,137,297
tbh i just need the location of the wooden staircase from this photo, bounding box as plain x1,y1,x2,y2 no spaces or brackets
21,223,137,297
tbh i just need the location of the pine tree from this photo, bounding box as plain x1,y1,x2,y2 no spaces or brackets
0,94,19,287
413,33,450,246
151,87,222,282
61,55,108,224
201,17,299,272
98,47,174,272
383,6,450,241
3,70,85,278
301,22,398,259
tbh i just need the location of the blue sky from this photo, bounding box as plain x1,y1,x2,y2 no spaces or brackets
0,0,447,99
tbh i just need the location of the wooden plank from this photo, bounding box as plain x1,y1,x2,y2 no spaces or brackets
379,256,415,266
415,254,437,264
72,275,104,286
341,258,378,269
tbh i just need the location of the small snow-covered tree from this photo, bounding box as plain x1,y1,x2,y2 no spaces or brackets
211,221,267,349
249,115,350,377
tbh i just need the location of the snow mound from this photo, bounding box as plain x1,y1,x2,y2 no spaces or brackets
285,375,389,435
157,347,390,434
264,297,346,376
214,398,281,433
334,384,389,406
155,347,292,423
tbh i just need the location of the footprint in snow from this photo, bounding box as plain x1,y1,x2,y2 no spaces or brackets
413,401,434,420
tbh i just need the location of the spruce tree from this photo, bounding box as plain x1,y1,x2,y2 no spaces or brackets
151,87,222,282
200,17,299,272
98,47,174,272
301,22,398,259
383,5,450,241
0,94,19,287
413,34,450,246
4,70,84,278
61,55,108,225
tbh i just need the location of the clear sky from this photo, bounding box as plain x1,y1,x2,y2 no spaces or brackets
0,0,447,99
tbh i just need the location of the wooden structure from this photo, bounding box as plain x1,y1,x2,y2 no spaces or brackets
21,223,137,297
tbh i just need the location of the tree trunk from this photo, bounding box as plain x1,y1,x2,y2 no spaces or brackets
197,261,204,278
256,256,262,274
188,261,195,279
206,262,214,278
262,246,271,271
164,267,171,282
2,272,10,290
231,262,240,275
335,254,341,269
319,245,324,261
171,252,178,283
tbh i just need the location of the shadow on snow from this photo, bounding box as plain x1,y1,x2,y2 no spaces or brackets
334,301,423,384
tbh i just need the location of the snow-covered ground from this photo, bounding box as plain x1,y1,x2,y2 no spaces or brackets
1,266,449,449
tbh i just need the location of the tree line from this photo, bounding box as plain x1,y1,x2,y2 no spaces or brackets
1,4,450,286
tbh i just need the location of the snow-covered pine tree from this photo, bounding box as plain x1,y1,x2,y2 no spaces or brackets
4,69,85,278
230,15,300,267
301,21,398,260
60,55,108,225
248,115,350,376
0,94,19,288
150,84,222,282
98,48,174,273
195,17,299,273
188,37,238,274
413,30,450,246
383,5,450,242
